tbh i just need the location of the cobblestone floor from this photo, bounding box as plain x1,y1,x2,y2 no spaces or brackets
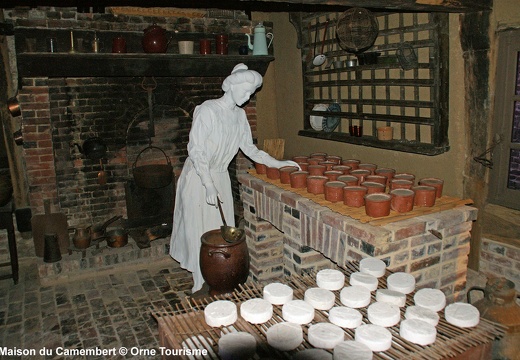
0,257,193,359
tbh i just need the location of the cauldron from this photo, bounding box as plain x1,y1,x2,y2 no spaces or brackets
200,229,249,296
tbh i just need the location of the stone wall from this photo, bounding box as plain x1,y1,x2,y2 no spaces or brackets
480,237,520,291
239,173,477,303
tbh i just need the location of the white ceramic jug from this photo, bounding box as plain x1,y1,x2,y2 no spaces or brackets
245,23,273,55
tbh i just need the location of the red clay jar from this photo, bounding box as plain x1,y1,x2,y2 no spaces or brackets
319,161,336,171
299,162,309,171
308,158,322,165
290,171,309,188
342,159,360,170
390,189,415,213
293,156,309,164
412,185,436,207
390,179,414,191
358,163,378,174
308,165,326,176
325,181,345,203
365,193,391,218
324,170,343,181
332,165,351,174
419,178,444,198
307,175,328,195
375,168,396,184
343,186,368,207
337,175,359,186
361,181,386,194
326,155,342,164
310,152,327,160
365,175,388,186
266,167,280,180
255,163,267,174
280,166,299,184
350,169,371,184
394,173,416,183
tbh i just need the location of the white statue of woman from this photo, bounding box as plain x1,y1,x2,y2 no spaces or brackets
170,63,298,293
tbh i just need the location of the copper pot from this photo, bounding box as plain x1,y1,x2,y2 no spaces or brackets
7,96,21,117
106,228,128,248
91,215,121,240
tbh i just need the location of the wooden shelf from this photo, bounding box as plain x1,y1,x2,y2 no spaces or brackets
16,53,274,78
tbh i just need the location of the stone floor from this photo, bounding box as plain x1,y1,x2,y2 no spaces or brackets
0,255,491,360
0,257,194,360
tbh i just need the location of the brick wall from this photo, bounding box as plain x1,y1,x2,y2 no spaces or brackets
240,173,477,303
6,7,261,230
480,237,520,291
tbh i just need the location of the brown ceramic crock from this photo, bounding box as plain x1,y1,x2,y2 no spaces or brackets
374,168,396,184
337,175,359,186
308,165,326,176
324,181,345,203
418,178,444,198
319,161,336,171
332,165,351,175
307,158,322,165
365,193,391,218
343,186,368,207
394,173,416,183
365,175,387,186
255,162,267,174
266,167,280,180
309,152,327,160
342,159,360,170
350,169,371,184
324,170,343,181
389,179,414,191
390,189,415,213
299,162,309,171
279,166,299,184
358,163,378,174
307,175,328,195
361,181,386,194
292,156,309,164
326,155,342,164
200,229,249,296
290,171,309,188
412,185,436,207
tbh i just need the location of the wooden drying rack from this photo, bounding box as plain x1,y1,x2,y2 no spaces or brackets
151,262,505,359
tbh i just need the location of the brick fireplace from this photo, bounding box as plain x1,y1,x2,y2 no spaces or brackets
3,7,266,276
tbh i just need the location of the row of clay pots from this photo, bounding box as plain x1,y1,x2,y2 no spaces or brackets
254,152,445,218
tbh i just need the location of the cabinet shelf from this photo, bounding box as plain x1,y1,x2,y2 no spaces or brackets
16,53,274,78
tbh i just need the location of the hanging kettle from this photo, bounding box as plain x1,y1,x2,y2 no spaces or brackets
73,137,107,160
245,23,273,56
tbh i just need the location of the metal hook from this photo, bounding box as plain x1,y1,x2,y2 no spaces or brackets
473,136,502,169
141,76,157,91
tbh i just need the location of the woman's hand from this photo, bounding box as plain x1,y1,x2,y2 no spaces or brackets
205,183,219,207
264,158,301,170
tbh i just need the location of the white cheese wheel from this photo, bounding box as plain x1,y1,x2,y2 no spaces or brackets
304,287,336,310
333,340,373,360
355,324,393,352
328,306,363,329
282,300,315,324
240,298,273,324
308,322,345,349
413,288,446,312
360,258,387,278
218,332,257,360
340,285,372,308
444,302,480,328
293,349,333,360
404,305,440,327
266,322,303,351
350,272,379,292
400,319,437,346
367,301,401,327
204,300,237,327
387,272,416,294
263,282,294,305
316,269,346,290
376,289,407,307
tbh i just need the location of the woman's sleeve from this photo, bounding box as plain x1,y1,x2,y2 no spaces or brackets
188,105,214,187
238,112,275,165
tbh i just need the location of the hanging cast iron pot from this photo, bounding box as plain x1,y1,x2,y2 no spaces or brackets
73,137,107,160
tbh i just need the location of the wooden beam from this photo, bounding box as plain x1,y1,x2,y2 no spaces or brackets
240,0,492,12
